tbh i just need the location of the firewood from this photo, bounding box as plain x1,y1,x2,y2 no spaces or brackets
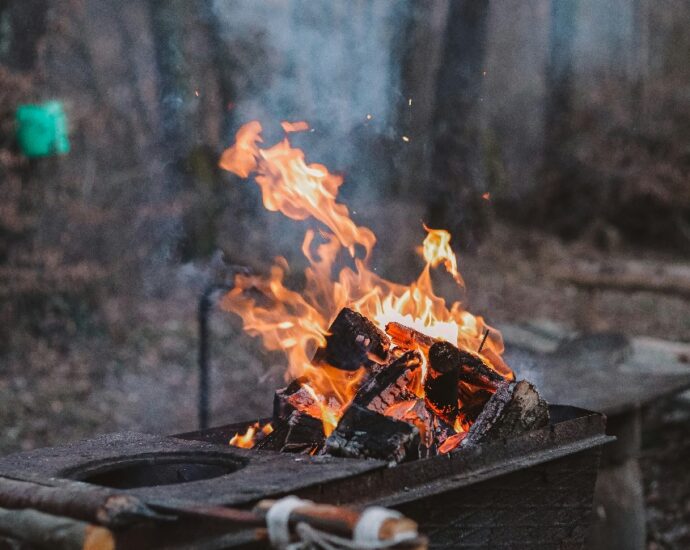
272,377,317,420
0,477,164,528
352,350,422,413
385,322,437,351
281,410,325,453
385,400,436,456
313,308,390,371
428,340,505,390
457,382,493,422
254,500,427,549
424,345,459,423
325,404,420,464
0,506,115,550
462,380,549,446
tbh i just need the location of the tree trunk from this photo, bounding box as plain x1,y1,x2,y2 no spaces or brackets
427,0,491,246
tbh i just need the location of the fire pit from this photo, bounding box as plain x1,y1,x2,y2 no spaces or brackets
0,405,610,549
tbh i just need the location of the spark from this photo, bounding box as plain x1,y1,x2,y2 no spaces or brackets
402,136,410,143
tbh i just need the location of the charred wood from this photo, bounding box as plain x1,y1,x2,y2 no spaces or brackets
352,351,422,413
385,322,438,351
462,380,549,446
313,308,390,371
429,340,505,391
273,377,316,420
457,382,493,422
385,400,436,457
325,404,419,464
281,411,325,454
424,345,459,423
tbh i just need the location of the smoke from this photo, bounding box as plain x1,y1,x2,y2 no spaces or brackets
211,0,410,200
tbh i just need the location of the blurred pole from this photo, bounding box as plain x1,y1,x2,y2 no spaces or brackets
543,0,577,174
198,286,214,430
427,0,491,247
396,1,450,197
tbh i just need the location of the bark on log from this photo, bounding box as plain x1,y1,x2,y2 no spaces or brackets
462,380,549,446
0,507,115,550
0,477,162,528
325,404,420,464
313,308,391,371
428,341,505,390
352,351,422,413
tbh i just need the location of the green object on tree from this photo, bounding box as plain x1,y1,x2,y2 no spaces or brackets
15,101,70,158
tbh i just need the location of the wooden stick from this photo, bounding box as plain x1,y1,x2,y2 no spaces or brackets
0,507,115,550
0,477,168,527
254,500,427,549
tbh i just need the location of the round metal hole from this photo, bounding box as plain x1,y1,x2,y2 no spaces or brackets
65,453,247,489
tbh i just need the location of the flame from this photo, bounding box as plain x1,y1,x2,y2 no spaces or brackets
281,121,310,133
221,121,512,444
229,421,273,449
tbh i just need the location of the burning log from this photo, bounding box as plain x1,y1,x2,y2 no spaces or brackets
281,410,326,453
259,410,325,454
385,322,438,351
424,344,460,423
428,340,505,391
352,350,422,413
462,380,549,446
457,382,493,422
313,308,390,371
272,377,317,420
385,399,437,456
325,404,420,464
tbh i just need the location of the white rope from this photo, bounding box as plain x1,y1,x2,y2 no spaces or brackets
353,506,404,546
266,496,313,549
266,497,417,550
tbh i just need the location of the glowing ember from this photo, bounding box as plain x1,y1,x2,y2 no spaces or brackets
221,121,513,453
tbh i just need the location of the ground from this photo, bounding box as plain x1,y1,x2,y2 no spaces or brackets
1,221,688,547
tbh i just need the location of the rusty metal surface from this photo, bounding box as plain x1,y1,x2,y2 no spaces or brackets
0,432,386,507
397,448,601,549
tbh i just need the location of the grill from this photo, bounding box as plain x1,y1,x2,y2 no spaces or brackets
0,405,610,549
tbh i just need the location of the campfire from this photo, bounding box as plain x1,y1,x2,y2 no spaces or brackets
220,121,548,463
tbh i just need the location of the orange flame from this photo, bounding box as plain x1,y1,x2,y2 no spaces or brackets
221,121,512,442
229,421,273,449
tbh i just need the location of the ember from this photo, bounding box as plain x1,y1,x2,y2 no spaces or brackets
221,121,545,461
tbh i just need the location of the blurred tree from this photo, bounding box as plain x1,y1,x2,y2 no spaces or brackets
426,0,491,248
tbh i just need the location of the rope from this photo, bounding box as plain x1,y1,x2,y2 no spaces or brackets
266,497,417,550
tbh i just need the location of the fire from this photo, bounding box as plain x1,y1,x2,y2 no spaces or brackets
229,422,273,449
221,121,512,451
